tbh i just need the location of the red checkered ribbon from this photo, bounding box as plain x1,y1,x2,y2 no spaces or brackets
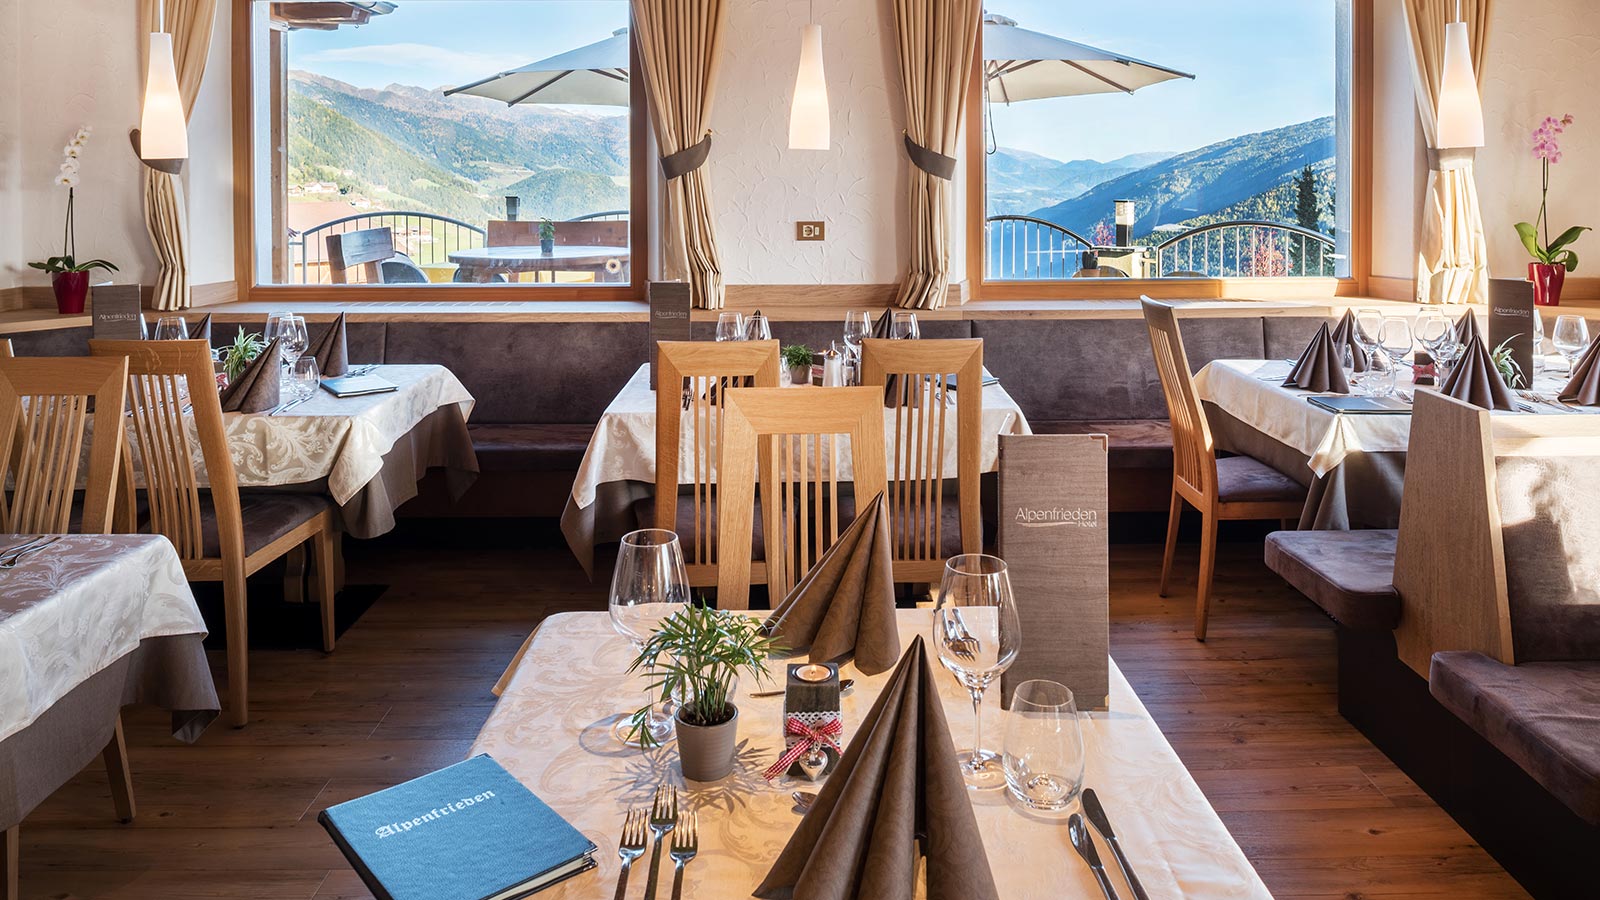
762,715,843,781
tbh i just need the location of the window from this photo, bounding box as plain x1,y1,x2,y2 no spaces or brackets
244,0,641,293
974,0,1358,292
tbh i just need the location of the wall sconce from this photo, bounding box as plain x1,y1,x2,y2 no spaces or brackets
788,0,830,150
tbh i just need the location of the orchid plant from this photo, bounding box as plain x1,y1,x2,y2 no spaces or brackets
1515,114,1589,272
28,126,119,277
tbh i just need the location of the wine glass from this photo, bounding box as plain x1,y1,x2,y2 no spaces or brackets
842,311,871,384
609,528,691,745
715,312,745,342
289,357,321,402
1552,315,1591,375
278,314,309,365
890,311,920,340
263,312,289,345
152,316,188,341
1377,317,1413,398
1002,680,1086,812
1354,309,1385,395
745,313,772,342
1415,310,1451,378
932,554,1021,790
1531,308,1546,380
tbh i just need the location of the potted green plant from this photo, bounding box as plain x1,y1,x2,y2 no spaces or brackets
627,604,780,781
781,343,814,386
539,218,556,255
1492,335,1527,389
28,126,118,315
220,330,267,388
1516,114,1590,306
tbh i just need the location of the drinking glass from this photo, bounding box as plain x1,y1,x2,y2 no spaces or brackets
1532,308,1546,379
1377,317,1413,397
152,316,188,341
1354,309,1385,395
745,313,772,342
288,357,320,402
278,314,309,365
932,554,1021,790
263,312,289,345
715,312,746,342
1002,680,1086,812
608,528,691,745
1415,310,1451,378
842,311,871,384
890,311,920,340
1552,315,1591,374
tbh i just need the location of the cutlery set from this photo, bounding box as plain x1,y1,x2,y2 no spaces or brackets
0,535,61,569
616,785,697,900
1069,788,1148,900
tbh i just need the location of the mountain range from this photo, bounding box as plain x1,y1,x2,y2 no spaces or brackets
986,149,1173,217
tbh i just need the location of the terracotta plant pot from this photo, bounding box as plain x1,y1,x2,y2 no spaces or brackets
51,271,89,315
1530,262,1566,307
676,703,739,782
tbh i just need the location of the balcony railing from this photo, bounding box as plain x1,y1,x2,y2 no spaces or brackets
986,215,1095,281
984,215,1336,280
289,211,487,284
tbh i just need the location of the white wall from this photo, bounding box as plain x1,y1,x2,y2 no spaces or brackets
0,0,22,287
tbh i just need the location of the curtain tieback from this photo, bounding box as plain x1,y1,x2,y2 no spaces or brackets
903,133,957,180
1426,147,1476,172
661,134,713,180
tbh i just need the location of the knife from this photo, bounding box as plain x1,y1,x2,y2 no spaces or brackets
1068,813,1120,900
1082,789,1149,900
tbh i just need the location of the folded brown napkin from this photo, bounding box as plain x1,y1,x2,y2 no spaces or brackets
763,492,898,675
1283,322,1350,393
187,313,212,344
754,636,999,900
220,338,281,413
1329,309,1370,372
868,310,908,407
1454,310,1482,347
1559,339,1600,405
306,312,350,376
1441,335,1517,411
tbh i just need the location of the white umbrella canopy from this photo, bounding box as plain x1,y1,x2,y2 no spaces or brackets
445,27,630,107
983,13,1193,103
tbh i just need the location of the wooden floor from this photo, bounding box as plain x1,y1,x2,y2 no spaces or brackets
15,522,1530,899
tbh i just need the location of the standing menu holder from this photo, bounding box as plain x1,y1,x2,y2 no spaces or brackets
997,433,1110,710
1489,278,1536,387
648,281,691,391
91,284,145,341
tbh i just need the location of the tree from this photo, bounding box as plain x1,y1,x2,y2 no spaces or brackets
1293,165,1319,231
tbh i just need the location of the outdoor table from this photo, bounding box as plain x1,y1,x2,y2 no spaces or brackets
559,364,1033,575
449,245,630,284
472,609,1273,899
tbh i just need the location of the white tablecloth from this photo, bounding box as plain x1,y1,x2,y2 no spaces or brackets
0,534,208,743
472,610,1272,899
570,365,1032,509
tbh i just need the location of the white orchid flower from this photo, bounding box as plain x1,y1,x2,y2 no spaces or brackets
63,144,80,159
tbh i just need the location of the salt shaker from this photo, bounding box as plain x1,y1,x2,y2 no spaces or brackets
822,347,846,387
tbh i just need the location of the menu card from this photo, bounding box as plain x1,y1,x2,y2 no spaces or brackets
997,433,1109,710
1489,278,1536,387
91,284,145,340
648,281,691,390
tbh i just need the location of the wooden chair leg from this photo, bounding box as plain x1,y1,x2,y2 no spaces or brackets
1159,489,1182,598
281,544,307,604
311,529,338,653
2,824,18,900
1194,510,1220,641
223,561,250,727
102,715,136,823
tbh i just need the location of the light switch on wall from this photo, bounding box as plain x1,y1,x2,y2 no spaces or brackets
796,221,826,241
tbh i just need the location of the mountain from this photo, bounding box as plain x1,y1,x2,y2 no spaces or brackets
986,149,1172,216
1028,117,1335,239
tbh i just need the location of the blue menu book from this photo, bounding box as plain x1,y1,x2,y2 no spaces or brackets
318,755,597,900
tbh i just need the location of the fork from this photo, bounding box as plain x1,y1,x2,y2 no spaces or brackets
669,810,698,900
0,536,60,569
641,784,677,900
0,535,48,560
941,611,978,661
613,808,648,900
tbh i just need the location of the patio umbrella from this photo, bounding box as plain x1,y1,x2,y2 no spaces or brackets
983,13,1193,104
445,27,630,107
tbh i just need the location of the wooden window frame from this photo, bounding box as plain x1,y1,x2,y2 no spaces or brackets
231,1,650,302
963,0,1373,301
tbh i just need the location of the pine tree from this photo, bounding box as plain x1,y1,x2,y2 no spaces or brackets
1293,165,1319,231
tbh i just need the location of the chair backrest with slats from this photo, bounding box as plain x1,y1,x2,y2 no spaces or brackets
654,340,780,585
860,338,983,581
326,227,396,284
89,340,244,563
0,355,128,534
716,386,888,610
1140,297,1216,504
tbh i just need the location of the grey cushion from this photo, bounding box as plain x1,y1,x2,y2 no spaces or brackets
1429,651,1600,824
1495,455,1600,662
184,492,331,559
1215,455,1305,504
469,423,594,472
1031,419,1172,469
1264,529,1399,630
1,326,91,356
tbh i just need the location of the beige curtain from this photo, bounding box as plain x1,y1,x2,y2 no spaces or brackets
139,0,217,311
1404,0,1491,305
630,0,727,309
891,0,981,310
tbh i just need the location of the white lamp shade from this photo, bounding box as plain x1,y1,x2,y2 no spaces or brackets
140,32,189,160
1114,200,1136,226
1435,20,1484,149
788,24,830,151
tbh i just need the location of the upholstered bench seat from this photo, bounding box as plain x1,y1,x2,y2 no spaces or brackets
467,423,596,473
1264,529,1399,630
1429,651,1600,825
1031,419,1172,469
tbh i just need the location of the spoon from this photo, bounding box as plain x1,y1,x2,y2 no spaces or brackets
749,678,854,699
792,791,817,812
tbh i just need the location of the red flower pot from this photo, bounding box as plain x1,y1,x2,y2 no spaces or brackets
1529,262,1566,307
51,271,89,315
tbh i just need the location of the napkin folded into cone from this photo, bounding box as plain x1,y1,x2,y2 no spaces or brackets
763,492,899,675
1283,322,1350,393
1454,310,1482,347
306,312,350,376
1441,335,1517,411
1329,309,1370,372
220,338,282,413
753,636,1000,900
870,311,917,408
187,313,212,344
1559,339,1600,405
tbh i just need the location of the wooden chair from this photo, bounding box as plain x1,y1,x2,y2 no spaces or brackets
89,340,339,727
325,227,413,284
1140,297,1307,640
859,338,983,582
715,386,888,610
653,340,780,587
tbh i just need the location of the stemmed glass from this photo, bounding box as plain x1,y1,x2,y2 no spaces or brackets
152,316,188,341
1002,680,1086,811
745,313,772,342
715,312,746,342
890,311,920,340
842,311,871,384
1354,309,1384,395
1377,317,1413,398
1415,310,1451,381
932,554,1021,790
1553,315,1591,375
608,528,691,745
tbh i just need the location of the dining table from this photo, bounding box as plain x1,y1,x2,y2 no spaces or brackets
559,365,1035,576
472,609,1273,899
448,245,630,284
1194,357,1590,529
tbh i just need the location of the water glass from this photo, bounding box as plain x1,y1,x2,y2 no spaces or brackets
1002,680,1086,812
1376,317,1412,397
1553,315,1591,374
289,357,320,402
1354,309,1384,395
609,529,691,745
745,313,772,342
890,311,920,340
152,316,188,341
715,312,746,342
932,554,1022,790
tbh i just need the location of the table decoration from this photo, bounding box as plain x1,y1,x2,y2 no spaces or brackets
766,662,843,782
1329,309,1370,372
781,343,814,385
1516,114,1588,306
307,311,351,376
28,125,118,315
754,637,1000,900
762,491,898,674
1284,322,1350,393
220,336,282,412
1442,335,1517,411
1559,339,1600,405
